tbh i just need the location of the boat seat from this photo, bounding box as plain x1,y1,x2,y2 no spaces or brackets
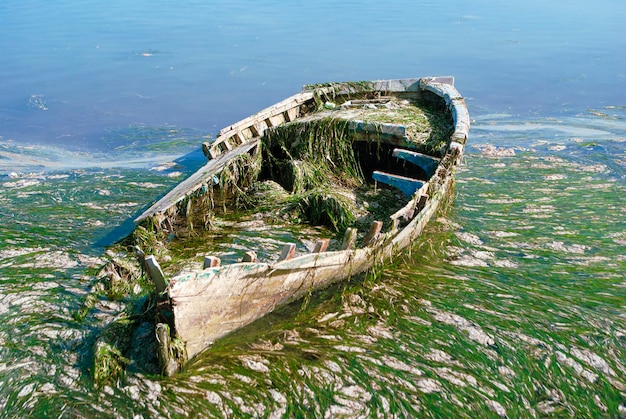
392,148,440,178
372,171,424,198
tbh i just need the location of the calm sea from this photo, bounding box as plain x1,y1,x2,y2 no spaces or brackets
1,0,625,417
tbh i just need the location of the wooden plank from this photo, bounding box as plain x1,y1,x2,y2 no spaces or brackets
392,148,440,178
135,141,258,222
145,255,167,293
203,256,220,269
348,120,406,138
312,238,330,253
278,243,296,261
362,220,383,246
340,227,357,250
372,171,424,198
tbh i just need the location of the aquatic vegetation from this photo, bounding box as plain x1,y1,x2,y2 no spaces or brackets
92,318,133,386
282,187,357,233
260,117,366,232
1,111,625,418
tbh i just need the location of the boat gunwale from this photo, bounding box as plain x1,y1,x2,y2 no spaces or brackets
158,76,469,294
134,77,468,224
143,77,469,290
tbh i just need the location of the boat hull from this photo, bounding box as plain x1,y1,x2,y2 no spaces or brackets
144,77,469,374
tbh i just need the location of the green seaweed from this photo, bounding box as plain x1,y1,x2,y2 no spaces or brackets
304,81,377,108
92,317,134,386
261,117,365,191
282,187,356,233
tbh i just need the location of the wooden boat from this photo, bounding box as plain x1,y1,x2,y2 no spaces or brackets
133,77,469,375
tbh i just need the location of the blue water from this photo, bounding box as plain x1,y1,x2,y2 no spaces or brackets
1,0,625,417
2,0,624,153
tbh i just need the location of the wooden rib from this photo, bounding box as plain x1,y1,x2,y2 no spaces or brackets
416,194,429,212
340,228,358,250
285,107,299,122
203,256,221,269
145,255,167,293
278,243,296,261
253,121,268,136
312,238,330,253
230,133,243,146
242,251,257,263
391,218,399,232
240,128,254,140
249,124,260,137
362,220,383,247
269,113,286,127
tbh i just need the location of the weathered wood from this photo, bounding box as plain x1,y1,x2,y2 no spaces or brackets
349,120,406,139
340,227,358,250
203,256,221,269
135,141,258,222
416,194,429,212
285,107,299,122
218,91,314,136
392,148,440,178
372,171,424,198
362,220,383,247
278,243,296,261
242,251,257,263
145,77,470,375
201,142,212,158
312,238,330,253
145,255,167,293
156,323,179,377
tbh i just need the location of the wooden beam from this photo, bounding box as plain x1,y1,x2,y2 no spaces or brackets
340,228,358,250
348,120,406,138
203,256,221,269
362,220,383,247
145,255,167,293
372,171,424,198
279,243,296,261
392,149,440,178
312,238,330,253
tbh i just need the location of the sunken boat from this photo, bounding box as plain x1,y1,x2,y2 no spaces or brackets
130,77,469,375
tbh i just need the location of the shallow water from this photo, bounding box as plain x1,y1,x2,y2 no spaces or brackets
1,0,625,417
